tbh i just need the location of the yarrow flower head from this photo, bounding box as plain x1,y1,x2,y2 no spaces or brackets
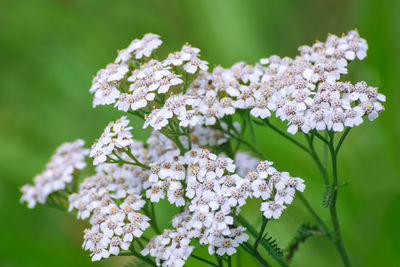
21,139,89,208
21,30,385,267
90,116,133,165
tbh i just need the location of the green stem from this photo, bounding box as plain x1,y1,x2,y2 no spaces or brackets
297,193,330,236
245,111,257,147
335,127,351,154
236,215,258,238
150,203,161,234
129,247,157,267
242,242,271,267
305,134,329,187
328,132,352,267
236,215,287,267
215,254,224,267
263,119,310,154
186,127,192,150
254,217,268,250
227,256,232,267
191,254,219,267
215,124,267,160
123,150,151,170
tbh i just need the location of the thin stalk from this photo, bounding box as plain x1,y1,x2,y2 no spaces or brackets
215,254,224,267
242,242,271,267
236,250,241,267
227,256,232,267
150,203,161,234
297,193,330,236
124,150,151,170
191,254,219,267
129,245,157,267
237,215,287,267
254,217,268,250
236,215,258,238
263,119,310,154
142,204,161,235
305,134,329,186
216,125,267,160
328,132,352,267
245,111,258,147
313,130,330,146
118,252,133,256
186,127,192,150
323,131,328,169
335,127,351,154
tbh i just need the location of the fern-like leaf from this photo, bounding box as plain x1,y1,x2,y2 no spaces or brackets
260,234,287,266
285,223,322,262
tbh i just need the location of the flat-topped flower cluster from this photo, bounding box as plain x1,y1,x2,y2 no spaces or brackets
21,31,385,267
89,32,384,135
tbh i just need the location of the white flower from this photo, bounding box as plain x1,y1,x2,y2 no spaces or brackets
252,179,271,200
21,140,89,208
167,182,185,206
100,218,124,238
90,117,133,165
91,247,110,261
215,238,238,256
184,57,209,73
109,236,130,255
146,183,165,202
261,201,286,219
133,33,162,59
232,226,249,244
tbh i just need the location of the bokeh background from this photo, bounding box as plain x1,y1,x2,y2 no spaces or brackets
1,0,399,266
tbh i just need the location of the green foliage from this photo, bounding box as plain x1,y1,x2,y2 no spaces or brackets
260,234,284,262
285,223,323,262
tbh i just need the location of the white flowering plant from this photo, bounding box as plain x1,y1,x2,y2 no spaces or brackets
21,31,385,267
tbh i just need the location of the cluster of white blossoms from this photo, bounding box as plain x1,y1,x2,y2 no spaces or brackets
21,30,384,266
90,116,133,165
20,139,89,208
69,139,153,261
90,31,384,135
142,229,194,266
141,144,304,265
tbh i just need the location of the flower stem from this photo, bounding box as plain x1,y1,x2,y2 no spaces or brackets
263,119,310,154
245,111,257,147
241,242,271,266
297,193,330,236
150,202,161,235
328,132,352,267
227,255,232,267
254,217,268,250
305,134,329,187
214,123,267,160
335,127,351,154
191,254,219,267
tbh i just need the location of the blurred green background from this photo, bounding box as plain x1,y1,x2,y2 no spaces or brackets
1,0,399,266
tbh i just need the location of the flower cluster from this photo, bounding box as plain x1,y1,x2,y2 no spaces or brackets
69,141,152,261
20,140,88,208
142,229,194,267
90,116,133,165
21,30,385,267
92,31,384,136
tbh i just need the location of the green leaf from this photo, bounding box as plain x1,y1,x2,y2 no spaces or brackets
285,223,322,262
260,234,285,263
